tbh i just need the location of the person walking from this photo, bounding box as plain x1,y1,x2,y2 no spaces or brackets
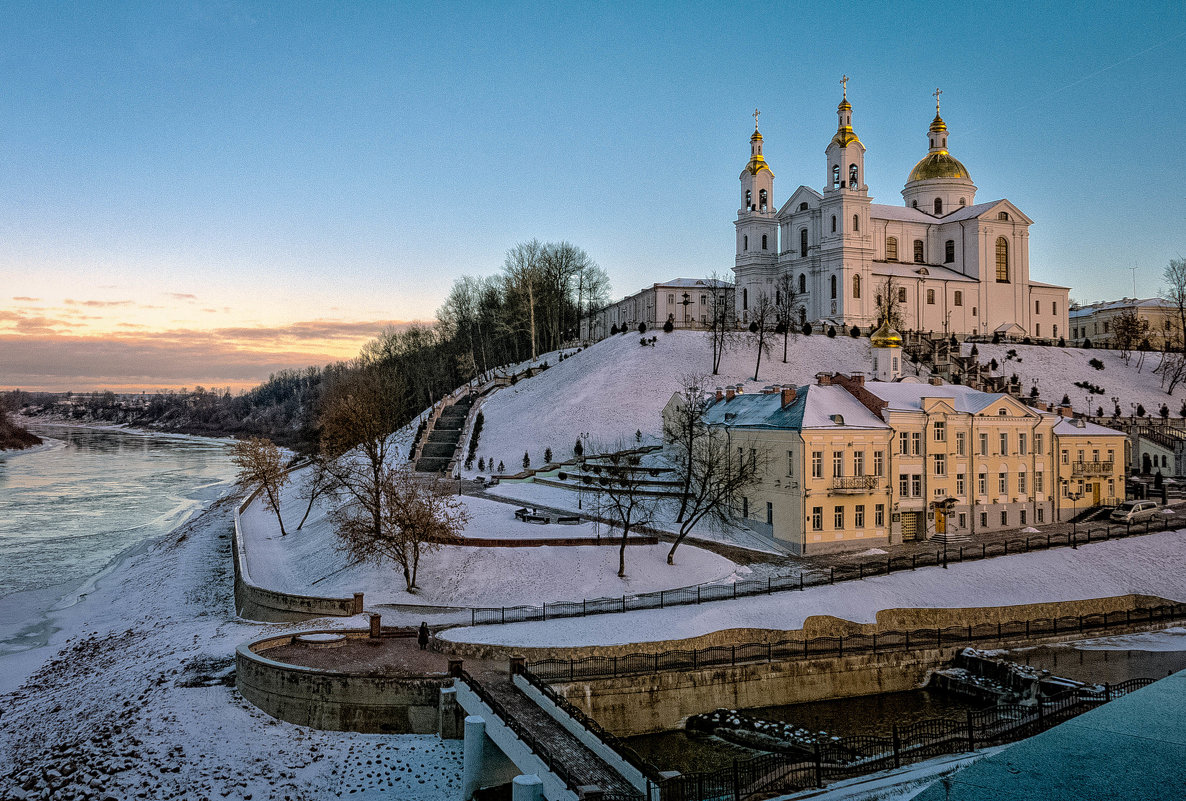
417,621,430,651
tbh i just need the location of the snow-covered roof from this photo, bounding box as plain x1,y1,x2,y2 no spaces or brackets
650,277,734,289
704,385,888,430
1052,418,1126,438
872,262,978,283
1029,280,1071,290
937,201,1001,222
869,203,933,223
863,382,1006,414
1069,297,1174,317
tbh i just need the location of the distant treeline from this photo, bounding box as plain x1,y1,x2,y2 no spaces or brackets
6,240,608,456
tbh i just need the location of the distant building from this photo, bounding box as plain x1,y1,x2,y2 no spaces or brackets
581,278,734,342
1068,297,1181,348
731,82,1069,339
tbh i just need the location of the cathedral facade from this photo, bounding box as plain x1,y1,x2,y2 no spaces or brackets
733,86,1069,339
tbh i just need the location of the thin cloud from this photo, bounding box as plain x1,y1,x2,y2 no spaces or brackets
167,292,198,301
64,299,135,308
12,296,40,302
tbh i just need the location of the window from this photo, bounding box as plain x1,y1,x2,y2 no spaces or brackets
1035,472,1044,494
1037,507,1044,523
799,202,808,211
979,433,989,456
745,189,752,208
812,451,823,478
1035,300,1041,315
1019,433,1027,456
831,215,837,233
849,163,859,187
945,240,955,263
1000,510,1008,526
1035,324,1041,338
899,473,909,496
955,431,966,455
833,450,844,477
956,473,965,496
700,294,706,305
911,432,921,455
744,235,748,251
980,511,988,527
832,165,840,189
759,188,768,211
912,200,918,208
998,472,1007,494
875,504,885,527
787,450,794,476
800,229,808,257
1052,302,1057,315
853,274,861,299
978,472,987,495
1019,471,1027,494
911,474,922,497
761,234,768,250
934,454,947,475
1035,433,1044,453
855,504,865,527
852,214,860,232
834,506,844,529
743,288,748,309
886,237,898,261
812,506,823,530
958,512,967,528
934,421,946,442
1060,449,1069,465
853,451,865,476
873,450,884,476
927,289,935,305
799,273,806,293
914,240,925,263
998,211,1009,221
934,197,943,215
898,287,907,303
999,432,1008,454
959,197,967,206
668,293,674,304
995,237,1010,282
830,275,837,299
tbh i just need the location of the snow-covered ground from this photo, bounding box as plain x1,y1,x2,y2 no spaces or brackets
963,342,1185,416
0,493,463,801
441,528,1186,648
468,330,901,475
240,466,743,608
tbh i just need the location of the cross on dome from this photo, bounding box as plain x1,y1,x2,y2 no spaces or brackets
753,108,760,130
840,74,849,99
933,87,943,113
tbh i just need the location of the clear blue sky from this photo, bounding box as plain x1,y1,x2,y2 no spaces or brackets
2,1,1184,389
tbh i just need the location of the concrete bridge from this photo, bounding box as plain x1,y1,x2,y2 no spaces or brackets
447,662,653,801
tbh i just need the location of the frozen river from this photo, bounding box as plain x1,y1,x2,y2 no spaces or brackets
0,423,235,657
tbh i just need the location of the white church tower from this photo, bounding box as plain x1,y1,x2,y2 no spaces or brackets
818,77,873,325
734,110,777,323
870,320,903,382
901,89,977,214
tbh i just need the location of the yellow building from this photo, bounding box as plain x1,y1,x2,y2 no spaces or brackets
1053,417,1128,520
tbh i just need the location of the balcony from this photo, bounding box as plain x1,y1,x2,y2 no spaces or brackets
1072,461,1114,477
831,475,879,493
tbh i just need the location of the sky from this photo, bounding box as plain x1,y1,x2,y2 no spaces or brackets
1,1,1184,391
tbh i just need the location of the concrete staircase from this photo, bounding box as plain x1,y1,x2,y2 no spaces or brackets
414,394,475,474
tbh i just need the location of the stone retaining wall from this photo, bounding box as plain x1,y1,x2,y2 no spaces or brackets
235,629,451,733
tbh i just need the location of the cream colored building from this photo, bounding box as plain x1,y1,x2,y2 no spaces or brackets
1053,417,1128,518
581,278,734,342
1068,297,1182,348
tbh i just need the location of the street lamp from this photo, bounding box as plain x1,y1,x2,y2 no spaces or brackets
1064,480,1084,543
681,292,692,326
577,432,590,510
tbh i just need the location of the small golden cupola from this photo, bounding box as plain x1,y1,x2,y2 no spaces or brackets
902,88,977,215
870,319,903,349
870,319,904,381
739,109,775,214
825,75,866,193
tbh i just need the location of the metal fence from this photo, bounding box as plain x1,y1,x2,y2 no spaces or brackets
527,603,1186,683
470,517,1183,626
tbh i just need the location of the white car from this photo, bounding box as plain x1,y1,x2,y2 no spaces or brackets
1110,499,1159,524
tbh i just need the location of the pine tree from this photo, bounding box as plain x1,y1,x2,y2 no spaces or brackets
522,451,530,469
574,438,584,457
497,460,505,472
544,447,553,462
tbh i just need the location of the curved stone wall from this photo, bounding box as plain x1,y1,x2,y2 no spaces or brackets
235,629,451,733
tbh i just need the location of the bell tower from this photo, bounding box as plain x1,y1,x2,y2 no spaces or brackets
734,110,778,323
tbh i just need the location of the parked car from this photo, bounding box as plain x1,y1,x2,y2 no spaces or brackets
1110,499,1160,524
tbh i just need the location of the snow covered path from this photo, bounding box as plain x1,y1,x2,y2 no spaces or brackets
0,494,462,801
441,528,1186,648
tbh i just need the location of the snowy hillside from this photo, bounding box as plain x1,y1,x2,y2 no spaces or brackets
470,330,904,472
965,343,1186,416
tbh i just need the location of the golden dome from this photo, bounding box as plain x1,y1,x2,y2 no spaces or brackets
831,127,861,148
929,113,948,133
751,129,763,141
837,98,852,112
907,150,971,183
870,320,903,349
744,154,773,176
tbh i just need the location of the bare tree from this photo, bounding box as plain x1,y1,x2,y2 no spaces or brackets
1112,307,1150,366
587,450,660,577
333,467,468,591
876,274,906,331
707,272,737,375
748,290,776,381
296,453,334,530
662,374,711,523
1162,257,1186,353
233,436,290,536
666,428,764,565
503,240,546,360
774,273,803,363
1155,351,1186,395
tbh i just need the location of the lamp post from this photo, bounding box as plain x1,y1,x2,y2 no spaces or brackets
681,292,691,326
1064,480,1084,543
577,432,590,510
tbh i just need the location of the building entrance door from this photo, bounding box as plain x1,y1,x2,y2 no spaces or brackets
1092,482,1100,506
901,511,921,540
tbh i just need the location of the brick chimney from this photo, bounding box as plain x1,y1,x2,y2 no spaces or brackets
1059,404,1073,417
816,372,833,387
846,372,865,387
725,386,736,401
928,376,943,387
715,387,724,403
780,385,797,407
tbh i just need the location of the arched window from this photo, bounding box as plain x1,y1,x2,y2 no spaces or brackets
934,198,943,215
832,165,840,188
853,274,861,299
743,288,748,309
912,200,918,208
913,239,925,263
743,235,748,251
995,237,1010,282
998,212,1010,221
898,287,907,303
886,237,898,262
852,214,860,232
959,197,967,206
944,240,955,263
761,234,768,250
759,188,768,211
799,202,808,211
745,189,752,209
831,215,837,233
830,275,837,299
799,273,806,293
800,228,808,257
849,163,858,187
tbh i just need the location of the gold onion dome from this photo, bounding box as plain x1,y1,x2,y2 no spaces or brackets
907,150,971,182
929,113,948,133
870,320,903,348
831,127,861,148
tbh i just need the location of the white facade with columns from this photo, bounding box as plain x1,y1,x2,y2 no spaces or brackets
733,88,1070,339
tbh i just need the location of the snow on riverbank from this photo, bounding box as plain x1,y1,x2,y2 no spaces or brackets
240,466,742,607
442,528,1186,648
0,494,462,800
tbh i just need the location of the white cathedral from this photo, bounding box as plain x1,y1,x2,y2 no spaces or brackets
733,82,1069,339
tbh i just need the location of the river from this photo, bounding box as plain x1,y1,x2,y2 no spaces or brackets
0,423,236,660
